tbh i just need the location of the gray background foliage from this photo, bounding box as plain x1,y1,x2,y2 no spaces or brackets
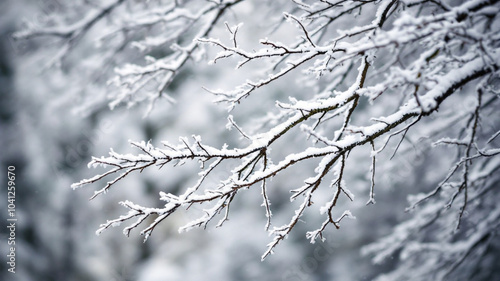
2,0,499,280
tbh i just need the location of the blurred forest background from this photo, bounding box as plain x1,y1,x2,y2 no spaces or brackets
1,0,499,281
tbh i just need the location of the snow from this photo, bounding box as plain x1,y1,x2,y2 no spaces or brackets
12,0,500,279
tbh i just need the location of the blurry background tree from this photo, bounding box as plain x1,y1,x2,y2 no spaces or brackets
4,0,500,280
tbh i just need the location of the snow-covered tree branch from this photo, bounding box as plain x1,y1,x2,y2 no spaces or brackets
18,0,500,279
